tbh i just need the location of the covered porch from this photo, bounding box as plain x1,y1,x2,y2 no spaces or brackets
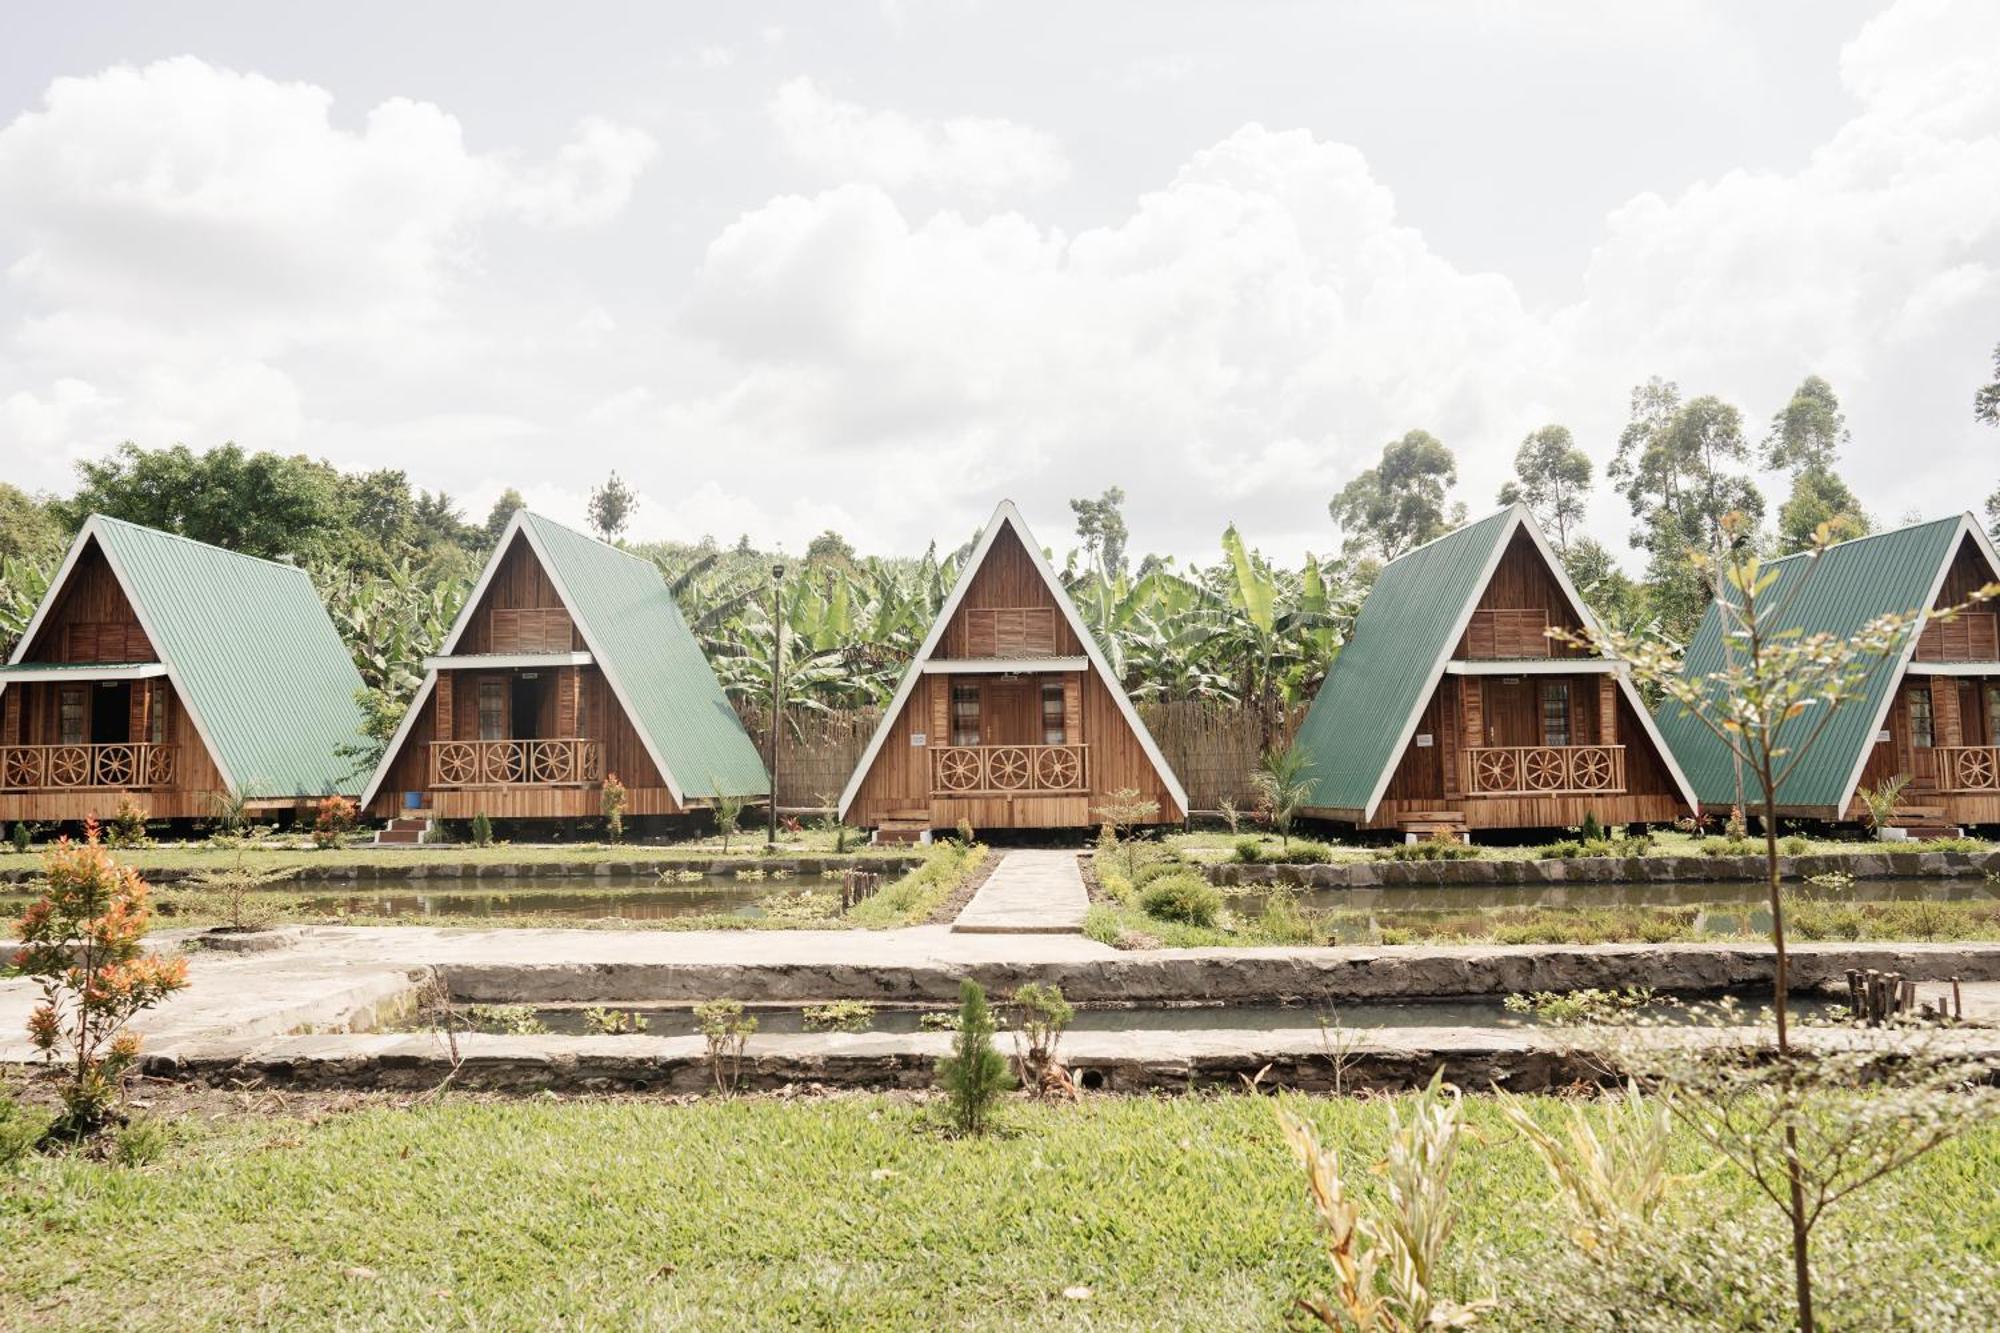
421,653,602,793
0,663,178,794
921,658,1089,800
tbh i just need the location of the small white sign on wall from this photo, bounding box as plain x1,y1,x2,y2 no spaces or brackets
1415,733,1434,748
1876,730,1891,744
912,732,927,747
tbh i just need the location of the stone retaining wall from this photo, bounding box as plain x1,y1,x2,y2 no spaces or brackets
1205,849,2000,889
438,942,2000,1006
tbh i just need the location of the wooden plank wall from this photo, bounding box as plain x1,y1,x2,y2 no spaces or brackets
843,522,1181,826
24,544,155,663
458,537,585,653
1456,532,1591,659
0,678,227,821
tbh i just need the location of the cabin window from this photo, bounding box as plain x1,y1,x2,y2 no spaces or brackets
950,682,981,747
1540,682,1572,747
148,683,166,745
1987,687,2000,749
478,679,506,741
1041,682,1066,745
59,688,86,745
1909,687,1934,748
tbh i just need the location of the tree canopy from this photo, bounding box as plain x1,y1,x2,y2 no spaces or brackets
1497,425,1591,551
1329,430,1460,560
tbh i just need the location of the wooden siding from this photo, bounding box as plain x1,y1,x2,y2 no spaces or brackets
935,528,1084,660
1455,531,1590,660
365,663,676,819
23,543,156,664
846,524,1178,828
1341,526,1687,831
0,678,230,821
458,536,585,654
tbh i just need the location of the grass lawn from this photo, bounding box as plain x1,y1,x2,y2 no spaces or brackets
0,828,909,876
1,1092,1994,1329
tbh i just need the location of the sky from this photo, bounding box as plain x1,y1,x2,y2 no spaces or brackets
0,0,1995,567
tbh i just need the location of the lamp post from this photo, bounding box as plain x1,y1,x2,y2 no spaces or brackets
766,560,786,848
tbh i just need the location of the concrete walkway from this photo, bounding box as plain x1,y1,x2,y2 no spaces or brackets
951,849,1091,934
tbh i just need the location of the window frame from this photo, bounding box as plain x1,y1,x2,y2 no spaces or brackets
478,678,507,742
1909,685,1935,749
950,682,981,748
1040,681,1067,746
1539,680,1572,748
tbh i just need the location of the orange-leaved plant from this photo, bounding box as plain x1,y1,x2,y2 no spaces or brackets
14,818,188,1139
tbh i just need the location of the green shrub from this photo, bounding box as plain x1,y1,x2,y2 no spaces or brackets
936,980,1012,1134
1082,904,1125,946
106,797,151,849
470,812,493,848
1231,838,1263,864
1378,926,1417,945
1916,836,1987,854
846,841,984,926
1254,887,1322,945
1702,838,1759,857
7,822,28,855
1781,836,1809,856
1130,857,1188,889
1273,841,1332,865
1139,873,1223,927
694,999,756,1095
1579,812,1604,842
1379,838,1479,862
583,1007,649,1035
1539,839,1587,860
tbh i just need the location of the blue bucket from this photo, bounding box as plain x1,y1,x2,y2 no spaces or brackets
403,791,423,810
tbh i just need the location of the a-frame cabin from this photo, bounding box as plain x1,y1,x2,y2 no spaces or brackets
1294,505,1698,837
361,511,768,824
1657,512,2000,834
838,501,1187,837
0,516,367,823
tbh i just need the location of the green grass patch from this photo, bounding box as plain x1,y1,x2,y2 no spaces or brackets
844,841,987,927
0,1093,1993,1328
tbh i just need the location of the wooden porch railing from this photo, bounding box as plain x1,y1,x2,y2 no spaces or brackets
930,743,1087,796
1933,745,2000,792
429,738,604,787
1465,744,1625,796
0,743,176,791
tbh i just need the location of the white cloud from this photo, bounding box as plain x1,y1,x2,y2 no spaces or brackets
767,76,1069,197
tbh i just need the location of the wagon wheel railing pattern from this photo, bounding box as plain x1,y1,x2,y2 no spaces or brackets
429,738,605,787
1466,745,1626,796
986,746,1031,791
1033,746,1083,791
927,744,1089,795
1936,746,2000,792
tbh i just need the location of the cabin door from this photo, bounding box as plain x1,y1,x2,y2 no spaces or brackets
1959,681,1989,748
90,681,132,744
511,675,544,741
1482,678,1534,747
1904,682,1936,788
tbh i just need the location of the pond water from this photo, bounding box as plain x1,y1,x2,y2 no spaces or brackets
1263,876,2000,917
415,992,1837,1038
0,873,786,923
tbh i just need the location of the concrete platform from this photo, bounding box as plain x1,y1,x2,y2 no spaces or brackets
951,849,1090,934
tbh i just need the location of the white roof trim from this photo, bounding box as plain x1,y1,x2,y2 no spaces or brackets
359,672,436,810
1357,507,1522,821
838,501,1188,820
1443,658,1617,676
1358,505,1702,820
83,519,243,795
0,662,168,683
364,512,699,810
920,656,1089,675
1830,512,1992,816
515,517,692,808
424,651,594,671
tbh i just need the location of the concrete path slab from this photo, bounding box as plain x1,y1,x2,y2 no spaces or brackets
951,849,1090,934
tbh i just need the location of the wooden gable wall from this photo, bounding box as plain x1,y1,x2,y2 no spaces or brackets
23,542,155,665
935,527,1082,660
1457,530,1591,660
457,535,582,654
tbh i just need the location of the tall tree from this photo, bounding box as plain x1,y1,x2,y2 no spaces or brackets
0,483,64,567
1765,376,1867,551
1497,424,1592,551
1329,430,1460,560
1979,343,2000,534
587,471,637,543
1069,486,1129,580
58,442,351,564
805,529,856,566
484,488,527,543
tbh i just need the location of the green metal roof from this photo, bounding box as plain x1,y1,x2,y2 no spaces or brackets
1652,515,1968,813
88,515,369,797
519,513,769,800
1294,507,1516,813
